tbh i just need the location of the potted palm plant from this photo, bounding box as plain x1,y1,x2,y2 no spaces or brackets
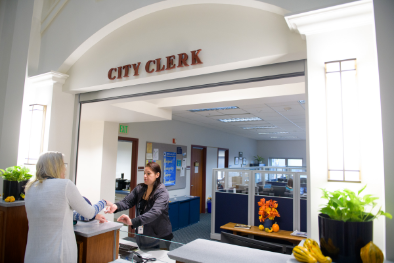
1,166,33,201
318,185,392,263
253,155,265,166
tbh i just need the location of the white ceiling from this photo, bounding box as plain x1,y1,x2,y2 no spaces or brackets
171,94,306,141
81,77,306,141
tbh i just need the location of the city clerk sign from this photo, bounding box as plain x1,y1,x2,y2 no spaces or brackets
107,49,203,80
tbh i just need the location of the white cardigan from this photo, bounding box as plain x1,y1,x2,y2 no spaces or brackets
24,179,96,263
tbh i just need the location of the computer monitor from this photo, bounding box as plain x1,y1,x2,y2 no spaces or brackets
273,186,286,196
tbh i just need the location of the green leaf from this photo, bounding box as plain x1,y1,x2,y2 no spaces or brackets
382,212,393,219
358,185,367,195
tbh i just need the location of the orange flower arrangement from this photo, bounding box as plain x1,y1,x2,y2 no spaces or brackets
258,198,280,222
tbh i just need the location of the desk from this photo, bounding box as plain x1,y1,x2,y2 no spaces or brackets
167,238,293,263
73,221,122,263
220,222,305,245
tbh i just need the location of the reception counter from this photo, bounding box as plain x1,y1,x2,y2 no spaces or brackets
74,221,122,263
0,200,28,263
0,200,122,263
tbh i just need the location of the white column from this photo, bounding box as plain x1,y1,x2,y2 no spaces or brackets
76,121,118,221
286,0,386,252
0,0,35,194
373,0,394,260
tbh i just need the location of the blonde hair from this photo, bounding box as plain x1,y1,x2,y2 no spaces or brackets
25,151,65,192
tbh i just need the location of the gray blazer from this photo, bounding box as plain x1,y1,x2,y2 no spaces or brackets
115,183,172,245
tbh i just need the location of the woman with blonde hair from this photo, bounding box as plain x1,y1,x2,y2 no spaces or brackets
24,152,111,263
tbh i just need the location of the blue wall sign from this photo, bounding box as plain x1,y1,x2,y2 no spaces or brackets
164,152,176,186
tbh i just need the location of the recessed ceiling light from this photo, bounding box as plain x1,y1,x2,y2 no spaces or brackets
259,132,289,135
298,100,305,104
189,106,238,112
242,126,276,130
218,117,262,123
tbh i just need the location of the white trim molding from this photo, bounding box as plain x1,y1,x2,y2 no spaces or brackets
28,71,69,88
41,0,69,34
285,0,374,38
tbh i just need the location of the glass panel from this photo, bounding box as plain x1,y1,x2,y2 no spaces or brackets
341,60,356,71
300,174,308,233
216,170,226,191
25,105,46,165
220,171,249,194
342,70,360,172
328,170,344,181
118,230,185,258
326,72,344,171
326,62,340,72
288,159,302,167
345,171,360,181
270,159,286,166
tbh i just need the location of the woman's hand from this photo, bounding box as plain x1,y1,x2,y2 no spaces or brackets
117,214,132,225
95,214,108,223
104,199,114,208
104,203,117,214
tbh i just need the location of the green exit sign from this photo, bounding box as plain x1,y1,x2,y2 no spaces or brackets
119,125,128,134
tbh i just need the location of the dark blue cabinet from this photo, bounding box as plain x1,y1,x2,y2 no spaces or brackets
168,201,179,231
189,197,200,225
179,201,190,228
168,196,200,231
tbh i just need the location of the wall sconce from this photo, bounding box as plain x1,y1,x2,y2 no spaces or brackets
25,104,47,165
325,59,360,182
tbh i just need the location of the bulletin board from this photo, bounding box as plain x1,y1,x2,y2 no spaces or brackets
145,142,187,191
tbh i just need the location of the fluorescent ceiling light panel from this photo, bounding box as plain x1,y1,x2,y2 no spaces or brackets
219,117,262,123
259,132,289,134
242,126,277,129
189,106,238,112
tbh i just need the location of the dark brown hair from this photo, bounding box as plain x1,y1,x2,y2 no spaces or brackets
287,178,293,188
140,162,162,203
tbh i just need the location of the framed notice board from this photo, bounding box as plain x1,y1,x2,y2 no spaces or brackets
145,142,187,191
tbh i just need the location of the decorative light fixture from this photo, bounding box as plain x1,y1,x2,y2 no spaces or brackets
325,59,360,182
25,104,47,165
218,117,262,123
242,126,277,130
189,106,238,112
259,132,289,135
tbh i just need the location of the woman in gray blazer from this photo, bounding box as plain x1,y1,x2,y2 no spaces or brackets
106,162,173,249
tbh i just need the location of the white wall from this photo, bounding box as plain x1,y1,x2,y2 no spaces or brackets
0,0,34,192
116,141,132,180
306,24,385,250
36,0,356,76
206,147,219,200
373,0,394,260
257,140,307,166
119,119,258,199
64,4,306,93
76,121,118,221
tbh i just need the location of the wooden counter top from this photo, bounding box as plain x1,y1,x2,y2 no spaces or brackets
220,222,305,244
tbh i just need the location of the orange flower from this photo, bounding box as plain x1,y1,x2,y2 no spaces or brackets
257,198,280,222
